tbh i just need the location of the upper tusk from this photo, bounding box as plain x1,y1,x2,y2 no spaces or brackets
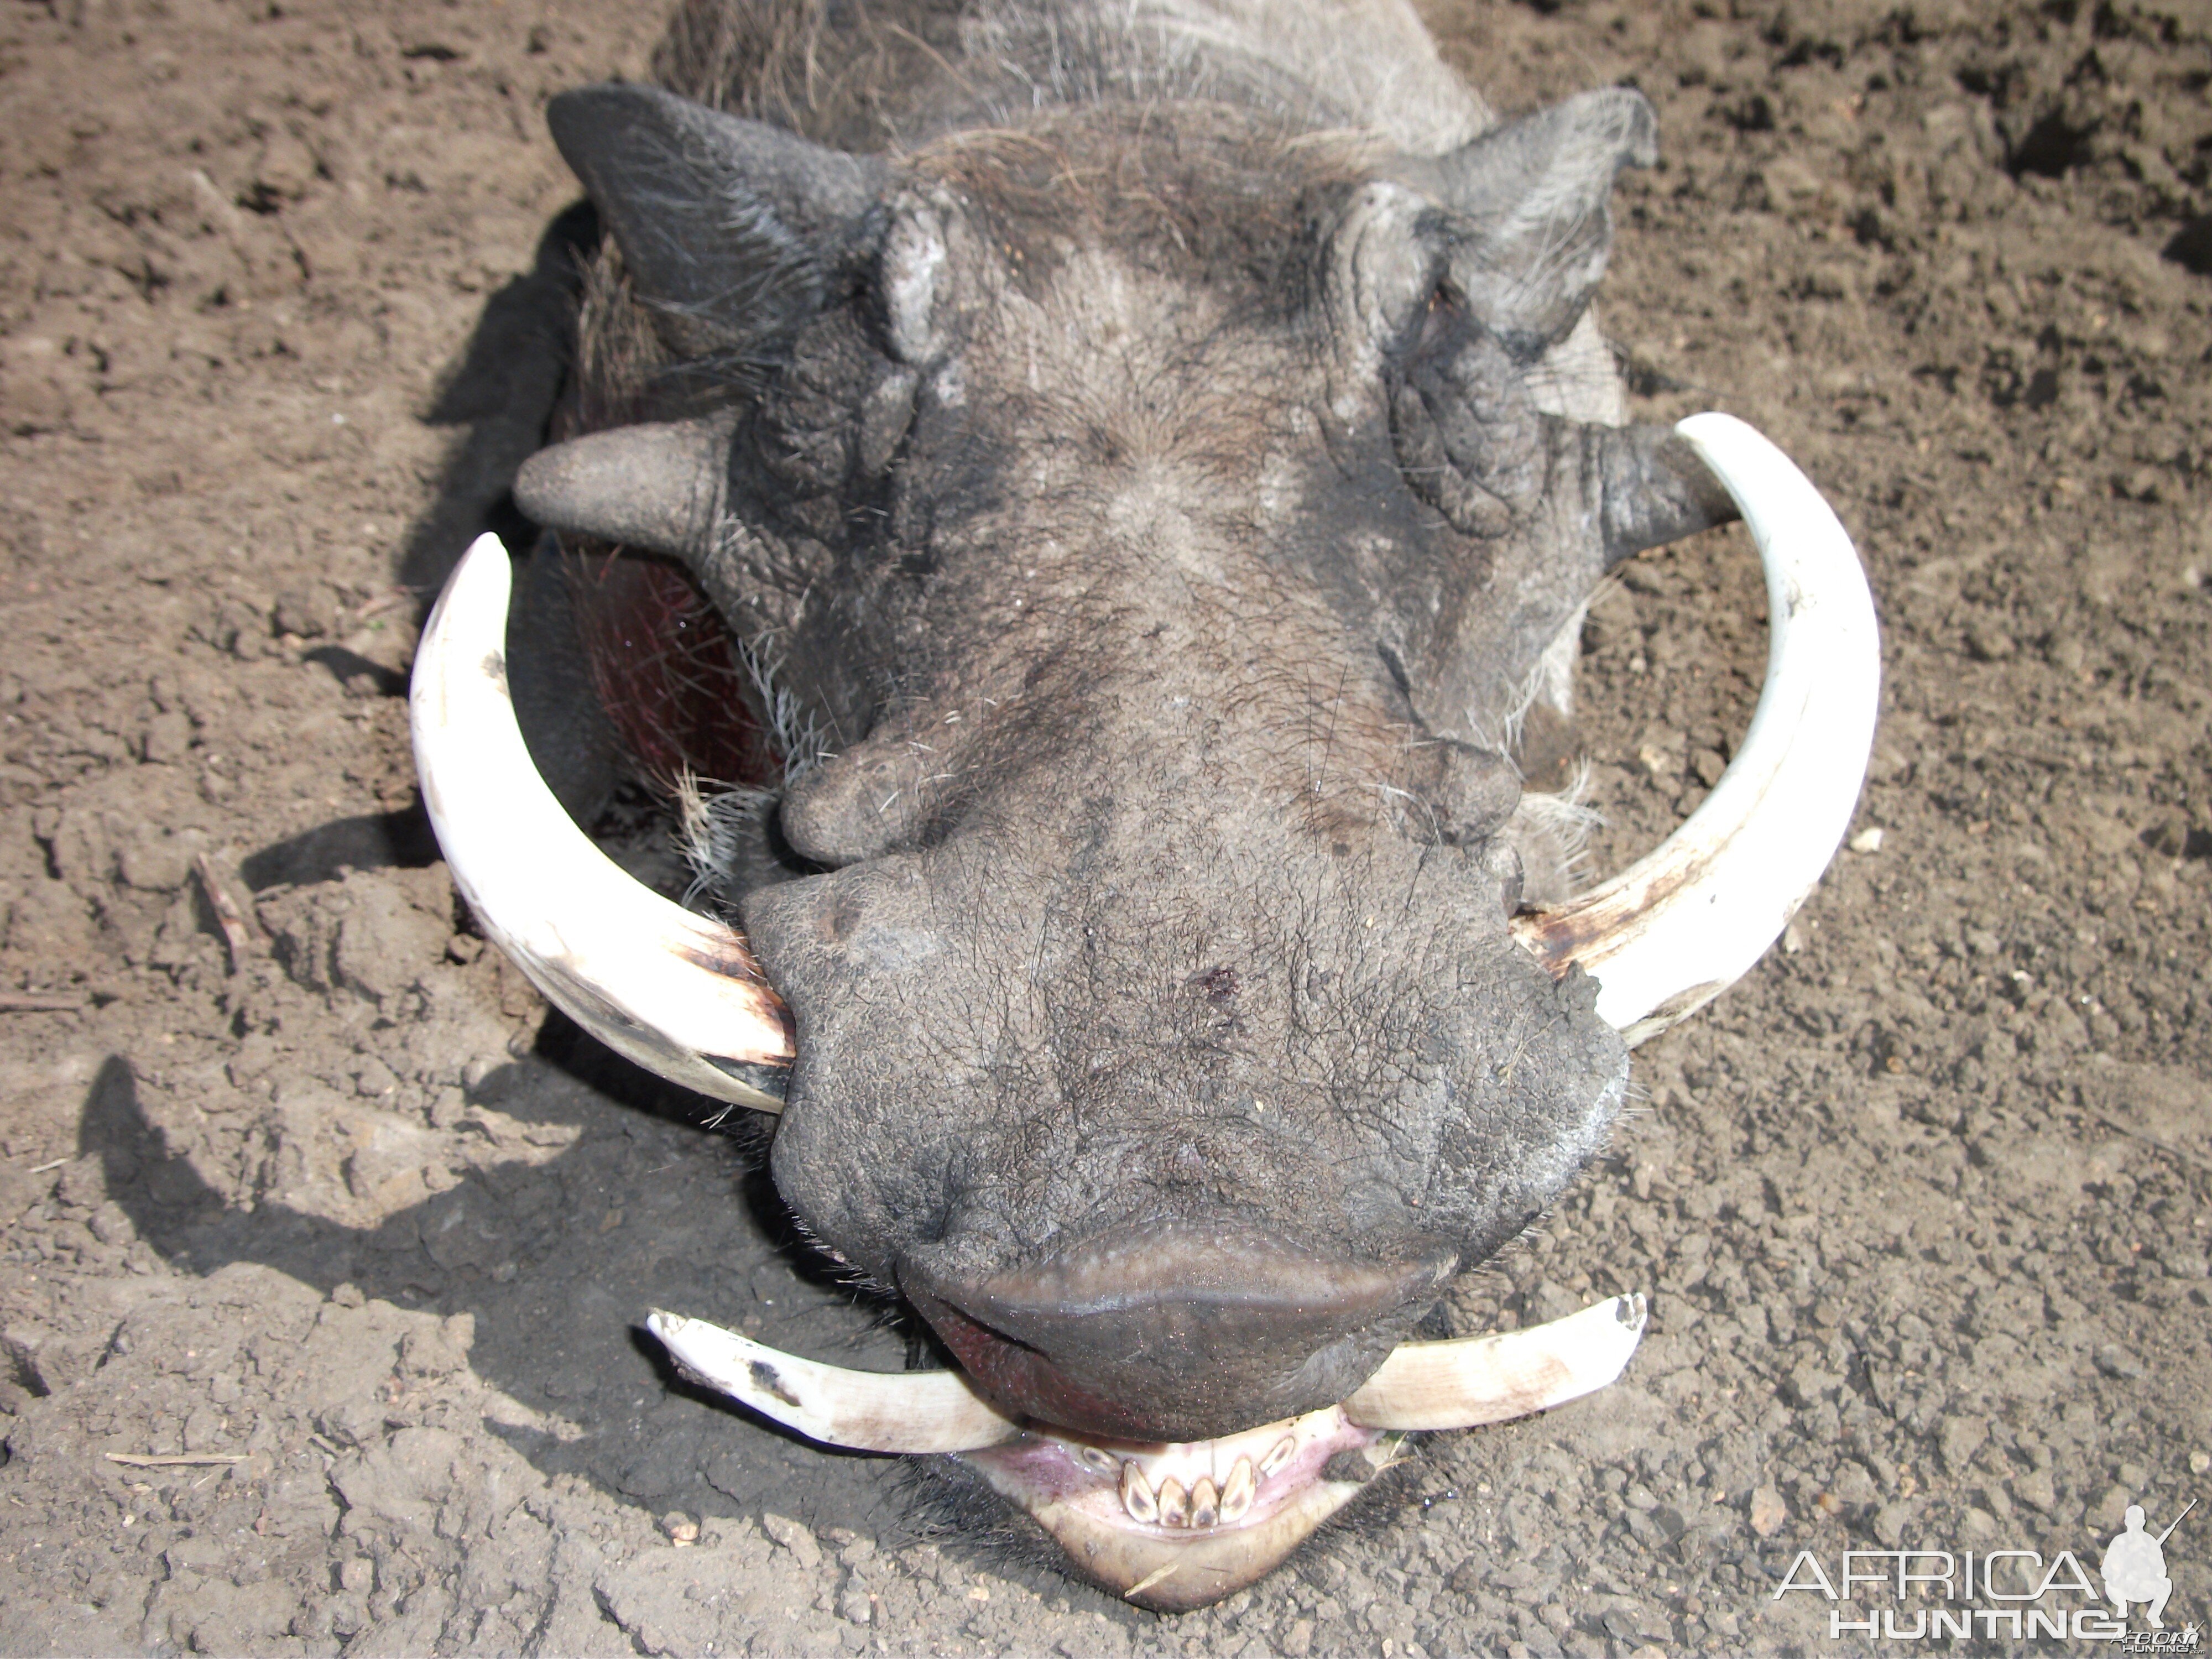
1512,413,1881,1045
646,1310,1022,1454
1340,1292,1647,1431
410,533,795,1110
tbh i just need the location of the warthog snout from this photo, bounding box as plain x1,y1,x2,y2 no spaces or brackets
901,1224,1458,1441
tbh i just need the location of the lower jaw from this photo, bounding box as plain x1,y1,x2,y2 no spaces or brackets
646,1293,1651,1611
956,1404,1403,1611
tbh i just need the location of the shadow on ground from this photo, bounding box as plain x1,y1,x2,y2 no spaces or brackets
74,1039,946,1548
394,202,597,602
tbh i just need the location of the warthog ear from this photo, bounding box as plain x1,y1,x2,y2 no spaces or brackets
1424,87,1657,354
547,84,886,361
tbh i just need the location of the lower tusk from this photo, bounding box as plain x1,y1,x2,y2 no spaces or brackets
410,534,794,1110
646,1310,1021,1455
1341,1292,1648,1431
1512,413,1881,1045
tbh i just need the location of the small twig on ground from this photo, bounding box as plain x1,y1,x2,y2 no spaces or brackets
0,993,87,1013
353,585,430,624
103,1453,245,1469
192,852,253,971
27,1156,68,1174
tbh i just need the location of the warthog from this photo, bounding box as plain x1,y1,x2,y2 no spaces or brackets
410,0,1878,1610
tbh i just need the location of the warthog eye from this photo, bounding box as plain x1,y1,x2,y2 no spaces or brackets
1410,280,1468,362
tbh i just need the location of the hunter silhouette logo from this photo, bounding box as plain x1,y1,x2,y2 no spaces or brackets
2104,1500,2192,1632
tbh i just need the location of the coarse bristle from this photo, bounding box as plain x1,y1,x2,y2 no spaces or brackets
566,547,782,795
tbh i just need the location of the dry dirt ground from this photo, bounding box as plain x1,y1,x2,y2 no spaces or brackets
1,0,2209,1655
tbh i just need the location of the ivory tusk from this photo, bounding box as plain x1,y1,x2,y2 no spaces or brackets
646,1310,1022,1454
410,533,794,1110
649,1293,1641,1454
1341,1292,1647,1431
1513,413,1881,1045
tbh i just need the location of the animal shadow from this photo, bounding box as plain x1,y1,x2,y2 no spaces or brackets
76,1039,924,1542
394,201,597,601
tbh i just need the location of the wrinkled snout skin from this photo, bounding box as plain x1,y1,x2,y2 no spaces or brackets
751,834,1624,1440
733,179,1629,1441
515,4,1739,1452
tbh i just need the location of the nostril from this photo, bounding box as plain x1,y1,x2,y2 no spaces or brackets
901,1277,1137,1438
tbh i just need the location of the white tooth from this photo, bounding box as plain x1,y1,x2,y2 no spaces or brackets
957,1404,1369,1611
1078,1445,1117,1474
1342,1292,1648,1432
1218,1457,1255,1523
1157,1477,1191,1528
1120,1460,1159,1525
645,1310,1019,1454
1258,1436,1296,1478
1188,1477,1219,1529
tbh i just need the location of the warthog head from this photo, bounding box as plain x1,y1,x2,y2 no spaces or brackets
412,69,1878,1609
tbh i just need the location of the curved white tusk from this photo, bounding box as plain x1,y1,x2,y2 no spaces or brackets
1512,413,1881,1045
1341,1292,1647,1431
410,533,795,1110
646,1310,1022,1454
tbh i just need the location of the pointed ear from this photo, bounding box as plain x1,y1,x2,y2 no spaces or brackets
1424,88,1657,354
547,84,885,360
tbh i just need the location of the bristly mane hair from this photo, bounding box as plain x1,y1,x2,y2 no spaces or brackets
552,243,786,793
647,0,1404,153
906,106,1379,299
650,0,870,127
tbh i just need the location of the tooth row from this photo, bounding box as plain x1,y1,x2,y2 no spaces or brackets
1119,1438,1282,1528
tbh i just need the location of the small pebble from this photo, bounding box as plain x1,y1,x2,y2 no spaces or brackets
2094,1344,2146,1381
1749,1486,1787,1537
1848,826,1884,854
761,1511,822,1569
1872,1503,1911,1548
660,1512,700,1546
1965,620,2015,661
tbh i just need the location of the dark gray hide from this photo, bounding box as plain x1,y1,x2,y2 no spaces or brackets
513,0,1734,1443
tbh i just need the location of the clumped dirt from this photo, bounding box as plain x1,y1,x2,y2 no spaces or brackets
1,0,2208,1655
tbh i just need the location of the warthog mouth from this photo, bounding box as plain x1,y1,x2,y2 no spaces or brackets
647,1294,1647,1610
411,414,1879,1606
